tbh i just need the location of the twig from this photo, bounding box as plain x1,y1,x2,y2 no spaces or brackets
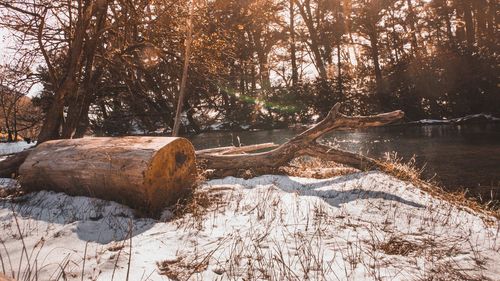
11,207,31,280
81,242,88,281
125,220,133,281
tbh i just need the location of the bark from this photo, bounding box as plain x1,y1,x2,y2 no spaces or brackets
73,110,90,138
197,103,404,171
19,137,197,215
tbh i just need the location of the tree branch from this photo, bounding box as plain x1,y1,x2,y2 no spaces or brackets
37,9,58,86
197,103,404,171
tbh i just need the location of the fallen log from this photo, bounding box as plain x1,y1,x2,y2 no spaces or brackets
19,137,197,215
197,103,404,172
196,142,279,155
0,149,31,178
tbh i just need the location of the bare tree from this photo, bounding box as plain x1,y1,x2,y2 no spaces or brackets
172,0,195,136
0,0,107,143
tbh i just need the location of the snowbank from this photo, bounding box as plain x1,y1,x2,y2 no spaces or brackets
410,113,500,125
0,141,34,156
0,172,499,280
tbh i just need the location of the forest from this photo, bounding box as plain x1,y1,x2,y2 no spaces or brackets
0,0,498,140
1,1,500,280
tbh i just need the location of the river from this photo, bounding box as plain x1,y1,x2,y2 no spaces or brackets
190,123,500,200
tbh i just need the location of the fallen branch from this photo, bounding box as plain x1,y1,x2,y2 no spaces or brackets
197,103,404,172
196,142,278,155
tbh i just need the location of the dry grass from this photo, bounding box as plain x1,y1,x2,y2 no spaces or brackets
378,236,420,256
198,156,357,180
377,152,500,222
417,261,491,281
156,174,498,281
166,184,229,232
0,180,24,200
280,156,358,179
157,245,222,281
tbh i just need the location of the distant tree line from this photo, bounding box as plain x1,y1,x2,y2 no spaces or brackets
0,0,498,140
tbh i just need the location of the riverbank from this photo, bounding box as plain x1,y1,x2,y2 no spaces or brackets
190,122,500,202
1,169,499,280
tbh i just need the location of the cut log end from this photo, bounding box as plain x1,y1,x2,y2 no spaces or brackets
145,138,197,214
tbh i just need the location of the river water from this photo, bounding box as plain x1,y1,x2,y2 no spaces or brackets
190,123,500,199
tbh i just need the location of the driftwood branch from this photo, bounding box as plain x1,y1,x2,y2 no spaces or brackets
197,103,404,171
197,142,278,155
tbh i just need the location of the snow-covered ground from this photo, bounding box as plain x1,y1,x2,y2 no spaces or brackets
0,172,499,280
0,141,35,156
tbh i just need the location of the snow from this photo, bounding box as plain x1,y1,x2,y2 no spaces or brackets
411,113,500,125
209,122,225,130
1,172,499,280
0,141,35,156
208,122,252,131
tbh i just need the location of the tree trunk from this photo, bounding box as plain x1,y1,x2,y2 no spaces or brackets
73,110,90,138
368,31,384,99
253,30,271,90
36,86,66,142
62,0,108,138
37,1,95,143
172,0,194,137
19,137,197,215
296,0,329,80
462,0,475,47
337,41,343,96
406,0,420,56
290,0,299,86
